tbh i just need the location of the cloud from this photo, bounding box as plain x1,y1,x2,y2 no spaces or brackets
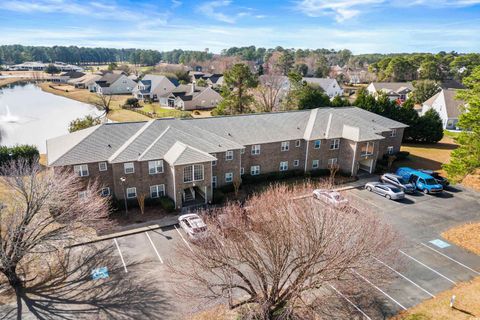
198,0,236,23
296,0,480,21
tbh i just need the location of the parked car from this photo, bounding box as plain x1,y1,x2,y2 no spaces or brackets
365,182,405,200
178,213,208,239
380,173,416,193
313,189,349,207
418,169,450,187
395,167,443,194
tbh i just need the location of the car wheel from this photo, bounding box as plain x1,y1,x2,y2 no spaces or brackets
423,189,429,194
385,194,391,200
366,186,372,191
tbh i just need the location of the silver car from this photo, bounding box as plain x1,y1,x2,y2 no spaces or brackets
380,173,416,193
365,182,405,200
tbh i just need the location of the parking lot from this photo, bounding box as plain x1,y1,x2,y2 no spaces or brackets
83,180,480,319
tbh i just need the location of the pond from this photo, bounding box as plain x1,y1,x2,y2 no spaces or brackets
0,83,102,153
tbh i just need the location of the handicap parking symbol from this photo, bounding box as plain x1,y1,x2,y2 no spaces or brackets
429,239,450,249
91,267,109,280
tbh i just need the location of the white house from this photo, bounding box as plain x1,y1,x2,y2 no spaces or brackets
160,83,222,111
367,82,414,102
421,89,465,130
302,77,343,98
132,75,176,101
92,73,137,95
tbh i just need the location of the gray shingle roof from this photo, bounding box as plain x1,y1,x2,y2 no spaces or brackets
47,107,407,166
371,82,414,93
164,141,216,166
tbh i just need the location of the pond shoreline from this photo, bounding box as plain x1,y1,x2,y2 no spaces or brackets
0,77,24,88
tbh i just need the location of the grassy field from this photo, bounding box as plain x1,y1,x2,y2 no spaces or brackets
140,103,189,118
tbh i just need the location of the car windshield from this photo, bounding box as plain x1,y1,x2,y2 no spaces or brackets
390,187,401,193
425,178,438,185
398,178,409,184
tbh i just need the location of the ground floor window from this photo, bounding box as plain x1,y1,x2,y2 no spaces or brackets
293,160,300,167
241,167,245,175
387,146,394,155
328,158,338,166
101,187,110,197
74,164,89,177
212,176,217,188
312,160,319,169
150,184,165,198
126,187,137,199
250,165,260,176
279,161,288,171
78,190,88,199
225,172,233,183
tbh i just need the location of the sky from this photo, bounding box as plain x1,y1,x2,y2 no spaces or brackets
0,0,480,54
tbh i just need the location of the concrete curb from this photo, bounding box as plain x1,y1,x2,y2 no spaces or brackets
69,215,181,247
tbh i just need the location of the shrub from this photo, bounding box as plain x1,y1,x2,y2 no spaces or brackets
159,196,175,212
125,98,140,108
395,151,410,160
213,190,225,204
0,145,39,166
193,110,201,115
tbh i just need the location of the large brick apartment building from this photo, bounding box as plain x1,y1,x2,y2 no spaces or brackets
46,107,406,209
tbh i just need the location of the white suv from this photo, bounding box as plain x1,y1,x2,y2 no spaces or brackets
178,214,208,239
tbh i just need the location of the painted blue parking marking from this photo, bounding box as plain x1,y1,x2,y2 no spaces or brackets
429,239,450,248
91,267,109,280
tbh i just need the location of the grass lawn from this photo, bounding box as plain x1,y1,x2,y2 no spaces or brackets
140,103,190,118
397,136,457,175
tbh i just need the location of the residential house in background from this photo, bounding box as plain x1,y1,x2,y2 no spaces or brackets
92,73,137,95
367,82,414,103
302,77,343,98
132,75,176,101
68,73,102,90
160,83,222,111
421,88,465,130
189,72,224,89
46,107,406,210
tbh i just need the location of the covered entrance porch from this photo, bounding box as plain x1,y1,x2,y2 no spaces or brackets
358,158,374,174
182,186,208,207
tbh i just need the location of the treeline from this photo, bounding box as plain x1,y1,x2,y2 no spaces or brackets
0,45,212,66
368,52,480,81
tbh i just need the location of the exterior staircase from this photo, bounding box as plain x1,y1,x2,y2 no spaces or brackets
183,187,195,202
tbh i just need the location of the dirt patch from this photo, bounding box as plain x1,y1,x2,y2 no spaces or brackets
442,223,480,256
462,169,480,192
185,305,237,320
393,276,480,320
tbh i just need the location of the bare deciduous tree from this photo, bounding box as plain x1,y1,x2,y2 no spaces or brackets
169,184,400,320
256,74,286,112
90,93,112,121
0,160,111,319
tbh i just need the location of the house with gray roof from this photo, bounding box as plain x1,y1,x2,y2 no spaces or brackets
367,82,414,103
132,74,176,101
92,73,137,95
47,107,406,209
421,89,465,130
302,77,343,98
159,83,222,111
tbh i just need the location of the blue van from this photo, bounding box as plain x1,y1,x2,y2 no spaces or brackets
395,167,443,194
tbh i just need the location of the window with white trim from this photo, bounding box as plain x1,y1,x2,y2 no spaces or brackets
225,150,234,161
251,144,261,155
100,187,110,197
98,162,107,172
390,129,397,137
328,158,338,166
150,184,165,198
74,164,89,177
148,160,164,174
312,160,319,169
78,190,88,199
360,142,374,156
240,167,245,175
240,148,245,154
314,140,321,149
225,172,233,183
387,146,394,155
211,154,217,166
212,176,217,188
293,160,299,167
281,141,289,152
250,165,260,176
126,187,137,199
279,161,288,171
124,162,134,174
183,164,204,183
330,139,340,150
295,140,301,147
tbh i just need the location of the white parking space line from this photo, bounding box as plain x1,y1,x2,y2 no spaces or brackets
374,258,435,298
353,270,407,311
420,243,480,275
347,190,383,211
328,284,372,320
399,250,456,285
174,225,193,252
113,238,128,273
145,231,164,264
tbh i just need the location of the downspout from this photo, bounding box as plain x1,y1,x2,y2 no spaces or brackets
304,140,309,174
351,142,358,176
172,165,178,209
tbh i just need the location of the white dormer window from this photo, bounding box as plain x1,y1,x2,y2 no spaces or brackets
390,129,397,137
98,162,107,172
251,145,261,155
225,150,234,161
281,141,289,152
330,139,340,150
124,162,135,174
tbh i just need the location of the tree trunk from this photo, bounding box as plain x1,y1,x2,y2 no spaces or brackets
6,270,24,320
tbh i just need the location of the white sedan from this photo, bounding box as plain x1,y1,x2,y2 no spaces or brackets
312,189,349,207
178,213,208,240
